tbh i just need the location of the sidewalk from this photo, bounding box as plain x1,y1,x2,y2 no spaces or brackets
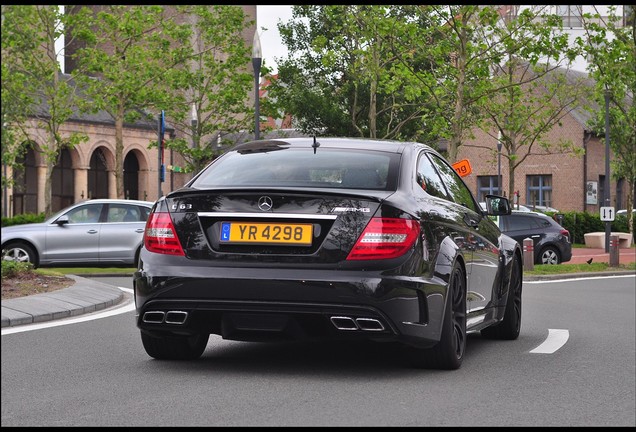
568,246,635,265
1,275,125,329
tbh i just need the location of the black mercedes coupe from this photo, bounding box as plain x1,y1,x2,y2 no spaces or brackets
134,137,522,369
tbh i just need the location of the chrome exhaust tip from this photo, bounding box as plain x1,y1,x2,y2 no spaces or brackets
142,311,165,324
330,316,358,330
356,318,385,331
165,311,188,324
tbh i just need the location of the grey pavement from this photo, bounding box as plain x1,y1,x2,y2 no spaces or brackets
1,274,127,328
1,267,634,329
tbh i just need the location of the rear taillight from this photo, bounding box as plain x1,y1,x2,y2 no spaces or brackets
144,212,185,256
560,229,570,242
347,217,420,260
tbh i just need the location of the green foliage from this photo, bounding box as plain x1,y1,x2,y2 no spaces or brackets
71,5,195,198
1,260,34,278
1,5,89,217
577,6,636,237
558,211,635,244
525,261,635,275
1,212,46,227
159,5,255,174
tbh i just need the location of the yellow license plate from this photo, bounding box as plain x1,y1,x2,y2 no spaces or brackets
220,222,313,245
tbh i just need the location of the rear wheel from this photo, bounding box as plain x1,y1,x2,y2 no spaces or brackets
2,242,39,268
539,246,560,265
141,331,209,360
481,255,522,340
416,262,466,370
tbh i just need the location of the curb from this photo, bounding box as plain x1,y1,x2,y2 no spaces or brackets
523,269,635,281
1,275,125,328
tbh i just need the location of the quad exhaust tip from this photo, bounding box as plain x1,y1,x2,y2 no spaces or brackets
142,310,188,325
330,316,385,332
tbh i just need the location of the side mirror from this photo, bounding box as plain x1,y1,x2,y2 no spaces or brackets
485,194,511,216
55,215,69,225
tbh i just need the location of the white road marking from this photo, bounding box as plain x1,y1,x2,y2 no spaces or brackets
1,288,135,336
530,328,569,354
524,274,635,284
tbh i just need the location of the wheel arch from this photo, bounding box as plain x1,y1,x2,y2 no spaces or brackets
1,238,41,267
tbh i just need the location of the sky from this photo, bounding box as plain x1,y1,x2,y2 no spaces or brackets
256,5,293,74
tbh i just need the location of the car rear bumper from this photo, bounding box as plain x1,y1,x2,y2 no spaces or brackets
133,261,449,348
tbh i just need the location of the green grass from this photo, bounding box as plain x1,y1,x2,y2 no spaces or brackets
525,261,635,275
35,267,136,277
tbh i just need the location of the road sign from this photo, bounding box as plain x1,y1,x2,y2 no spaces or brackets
452,159,472,177
600,206,615,221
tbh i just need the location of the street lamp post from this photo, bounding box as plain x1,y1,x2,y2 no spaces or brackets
604,89,611,252
252,30,262,141
190,102,198,149
2,117,7,218
497,131,503,197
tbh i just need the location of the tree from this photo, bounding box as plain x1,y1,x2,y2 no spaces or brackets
1,5,89,217
159,5,255,175
266,5,437,142
578,6,635,234
467,6,589,198
69,5,192,198
269,5,581,166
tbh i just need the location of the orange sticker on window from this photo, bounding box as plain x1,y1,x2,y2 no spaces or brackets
452,159,472,177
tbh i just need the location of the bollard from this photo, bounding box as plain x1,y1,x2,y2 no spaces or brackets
523,238,534,271
609,235,620,267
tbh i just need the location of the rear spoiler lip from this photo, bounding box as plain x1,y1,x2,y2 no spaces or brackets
166,186,395,201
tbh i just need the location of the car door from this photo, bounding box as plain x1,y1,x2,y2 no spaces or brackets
43,203,103,264
427,153,500,314
500,213,546,261
98,203,148,263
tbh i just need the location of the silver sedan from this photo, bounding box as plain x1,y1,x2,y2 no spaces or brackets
1,199,154,268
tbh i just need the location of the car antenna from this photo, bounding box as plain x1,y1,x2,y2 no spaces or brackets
312,135,320,154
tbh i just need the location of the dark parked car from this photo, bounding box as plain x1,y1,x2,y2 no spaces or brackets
134,137,522,370
2,199,154,268
493,211,572,265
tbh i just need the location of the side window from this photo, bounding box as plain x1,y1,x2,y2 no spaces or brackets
416,153,450,200
66,204,102,224
428,153,479,213
537,218,552,229
139,206,151,222
507,215,539,231
107,205,141,222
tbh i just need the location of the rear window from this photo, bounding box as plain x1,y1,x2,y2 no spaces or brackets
190,148,400,191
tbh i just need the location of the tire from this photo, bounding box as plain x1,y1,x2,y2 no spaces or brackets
141,331,209,360
481,255,522,340
2,242,39,269
417,262,466,370
539,246,560,265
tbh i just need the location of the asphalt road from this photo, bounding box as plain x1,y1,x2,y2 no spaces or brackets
1,274,634,427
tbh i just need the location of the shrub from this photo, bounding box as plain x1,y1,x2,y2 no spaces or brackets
1,213,46,227
1,260,34,278
558,211,634,244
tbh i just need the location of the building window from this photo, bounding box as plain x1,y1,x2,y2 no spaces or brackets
624,5,634,27
477,176,500,202
555,5,582,28
526,175,552,207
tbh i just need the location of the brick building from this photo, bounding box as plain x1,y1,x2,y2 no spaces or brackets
457,67,632,215
2,5,257,217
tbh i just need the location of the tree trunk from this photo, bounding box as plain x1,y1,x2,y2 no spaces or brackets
115,111,125,198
